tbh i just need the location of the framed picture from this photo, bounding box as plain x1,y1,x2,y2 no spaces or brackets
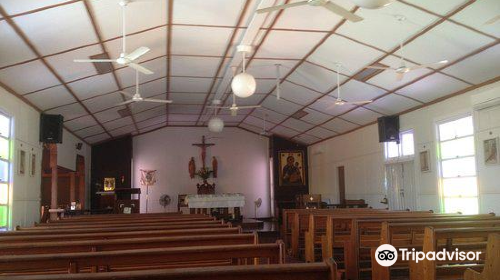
18,149,26,175
484,137,499,165
278,151,305,187
420,150,430,173
103,177,116,191
30,153,36,177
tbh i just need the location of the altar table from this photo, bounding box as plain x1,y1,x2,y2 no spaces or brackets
185,193,245,220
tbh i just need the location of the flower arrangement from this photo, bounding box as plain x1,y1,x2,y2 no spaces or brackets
195,167,213,180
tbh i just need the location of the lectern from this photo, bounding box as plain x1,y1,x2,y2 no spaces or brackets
97,188,141,214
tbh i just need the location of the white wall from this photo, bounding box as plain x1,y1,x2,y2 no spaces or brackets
133,127,270,218
0,86,91,228
309,81,500,213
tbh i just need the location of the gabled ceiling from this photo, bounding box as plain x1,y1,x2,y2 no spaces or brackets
0,0,498,145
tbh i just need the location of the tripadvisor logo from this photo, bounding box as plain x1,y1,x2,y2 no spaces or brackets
374,244,482,267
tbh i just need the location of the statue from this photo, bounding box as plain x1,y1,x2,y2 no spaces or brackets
212,156,218,178
188,157,196,179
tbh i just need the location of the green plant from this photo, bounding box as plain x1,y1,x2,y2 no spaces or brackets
195,167,213,180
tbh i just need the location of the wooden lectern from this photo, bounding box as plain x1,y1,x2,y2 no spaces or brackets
97,188,141,214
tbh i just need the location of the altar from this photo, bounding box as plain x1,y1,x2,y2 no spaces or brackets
185,193,245,220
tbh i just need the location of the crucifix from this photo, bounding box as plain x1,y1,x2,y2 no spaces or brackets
192,135,215,168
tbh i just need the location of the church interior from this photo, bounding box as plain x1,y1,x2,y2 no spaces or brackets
0,0,500,279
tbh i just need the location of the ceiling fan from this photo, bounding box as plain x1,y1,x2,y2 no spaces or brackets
366,42,448,81
208,94,261,117
117,70,172,106
328,64,372,108
257,0,395,23
260,113,271,137
74,0,154,75
484,15,500,25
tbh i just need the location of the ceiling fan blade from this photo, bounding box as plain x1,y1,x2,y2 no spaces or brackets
396,72,404,81
143,98,173,104
128,63,154,75
323,2,363,22
365,65,392,70
484,15,500,25
118,91,134,98
346,100,373,105
117,100,135,106
408,60,448,71
257,1,308,14
237,105,262,109
74,59,115,63
206,105,230,109
126,46,150,61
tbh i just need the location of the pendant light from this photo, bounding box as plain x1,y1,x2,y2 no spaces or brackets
231,45,256,98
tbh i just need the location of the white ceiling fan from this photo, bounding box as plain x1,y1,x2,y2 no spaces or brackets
484,15,500,25
366,42,448,81
208,94,261,117
328,64,372,108
74,0,154,75
117,70,172,106
257,0,395,23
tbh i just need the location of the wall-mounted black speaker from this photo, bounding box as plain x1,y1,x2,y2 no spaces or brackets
40,114,63,143
378,116,399,143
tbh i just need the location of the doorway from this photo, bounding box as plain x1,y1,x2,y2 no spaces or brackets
385,161,416,211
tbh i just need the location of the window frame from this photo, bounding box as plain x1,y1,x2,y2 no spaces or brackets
436,114,479,214
0,111,11,229
384,129,415,163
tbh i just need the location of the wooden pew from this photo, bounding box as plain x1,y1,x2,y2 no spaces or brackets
464,234,500,280
0,227,241,244
6,222,231,236
0,242,285,275
0,259,339,280
53,212,189,221
409,227,500,280
321,214,496,280
372,219,500,280
43,214,213,225
0,233,258,255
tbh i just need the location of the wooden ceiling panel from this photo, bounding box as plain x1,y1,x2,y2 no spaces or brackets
25,85,76,111
255,30,326,59
45,44,102,82
13,2,99,55
451,0,500,38
170,56,220,77
173,0,246,26
172,25,234,56
364,94,422,116
398,73,470,102
322,117,359,133
337,1,437,52
441,44,500,84
0,21,37,68
89,0,167,40
0,60,59,94
342,107,383,125
308,34,385,74
69,73,118,100
396,21,495,66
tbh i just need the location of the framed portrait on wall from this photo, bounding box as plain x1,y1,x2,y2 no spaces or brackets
104,177,116,191
18,149,26,175
30,152,36,177
484,137,499,165
420,150,430,173
278,151,305,187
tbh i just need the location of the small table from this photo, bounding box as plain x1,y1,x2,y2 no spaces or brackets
185,193,245,220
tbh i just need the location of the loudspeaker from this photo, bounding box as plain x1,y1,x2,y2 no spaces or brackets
378,116,399,143
40,114,63,143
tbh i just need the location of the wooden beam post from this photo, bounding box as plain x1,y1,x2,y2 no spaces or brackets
49,144,58,221
70,172,76,204
77,157,86,209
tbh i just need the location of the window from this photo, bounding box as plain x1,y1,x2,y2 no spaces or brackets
437,115,478,214
0,113,11,229
385,130,415,160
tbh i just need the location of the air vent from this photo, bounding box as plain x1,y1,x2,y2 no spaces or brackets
90,53,113,75
117,107,132,117
353,63,387,82
292,110,309,120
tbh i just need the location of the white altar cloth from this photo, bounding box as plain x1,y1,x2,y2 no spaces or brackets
185,193,245,209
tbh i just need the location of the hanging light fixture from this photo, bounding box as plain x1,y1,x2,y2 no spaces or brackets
231,45,256,98
351,0,395,9
208,100,224,133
